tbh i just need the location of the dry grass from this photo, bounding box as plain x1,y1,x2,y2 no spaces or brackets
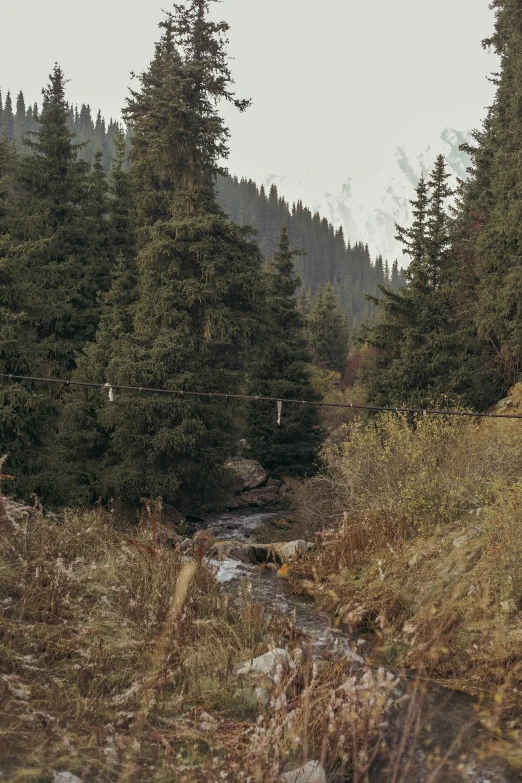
291,413,522,719
5,405,522,780
0,492,409,783
0,495,296,781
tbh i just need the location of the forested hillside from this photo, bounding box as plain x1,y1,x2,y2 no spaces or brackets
0,88,403,326
0,88,126,169
217,175,404,323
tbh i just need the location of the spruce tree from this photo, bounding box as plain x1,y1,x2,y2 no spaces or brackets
64,2,265,510
471,0,522,388
0,136,57,494
12,66,106,376
362,156,487,409
308,282,350,374
2,92,14,141
107,128,136,258
247,228,323,477
14,91,26,149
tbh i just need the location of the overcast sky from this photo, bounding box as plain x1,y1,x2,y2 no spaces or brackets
1,0,498,188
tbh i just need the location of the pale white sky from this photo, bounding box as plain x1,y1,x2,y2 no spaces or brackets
1,0,498,188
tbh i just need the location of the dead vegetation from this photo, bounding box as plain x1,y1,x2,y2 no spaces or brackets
0,491,406,782
290,411,522,767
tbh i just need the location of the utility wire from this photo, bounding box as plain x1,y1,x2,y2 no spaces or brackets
1,372,521,420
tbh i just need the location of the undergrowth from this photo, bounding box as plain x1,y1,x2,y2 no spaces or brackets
0,493,403,782
290,412,522,772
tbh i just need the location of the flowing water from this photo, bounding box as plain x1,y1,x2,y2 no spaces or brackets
203,508,515,783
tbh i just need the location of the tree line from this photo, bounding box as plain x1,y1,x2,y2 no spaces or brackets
217,175,404,325
0,0,356,510
360,0,522,414
1,96,404,330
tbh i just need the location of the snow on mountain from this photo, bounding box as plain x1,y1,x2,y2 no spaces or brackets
231,127,473,266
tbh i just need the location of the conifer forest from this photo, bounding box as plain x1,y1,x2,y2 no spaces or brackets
2,1,522,781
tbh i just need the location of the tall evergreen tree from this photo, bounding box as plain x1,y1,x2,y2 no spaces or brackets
64,2,265,510
471,0,522,388
247,228,323,477
308,282,350,374
0,136,57,494
12,66,107,377
2,92,14,141
361,156,488,409
13,91,26,149
107,128,136,258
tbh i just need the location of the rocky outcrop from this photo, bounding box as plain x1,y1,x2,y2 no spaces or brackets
490,382,522,415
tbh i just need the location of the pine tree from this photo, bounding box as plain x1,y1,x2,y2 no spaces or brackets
0,136,57,494
361,156,486,409
64,2,265,510
2,92,14,141
471,0,522,388
12,66,106,376
13,91,26,149
308,282,350,374
247,228,323,477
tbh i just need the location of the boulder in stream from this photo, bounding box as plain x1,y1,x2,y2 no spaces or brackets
157,521,182,546
274,540,308,563
239,487,280,506
225,457,268,492
235,648,294,708
236,648,293,677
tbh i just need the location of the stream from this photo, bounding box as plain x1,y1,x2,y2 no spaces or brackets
201,508,516,783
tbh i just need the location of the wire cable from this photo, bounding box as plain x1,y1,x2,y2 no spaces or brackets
1,372,521,420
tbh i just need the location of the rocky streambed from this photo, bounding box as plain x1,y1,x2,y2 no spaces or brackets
194,507,515,783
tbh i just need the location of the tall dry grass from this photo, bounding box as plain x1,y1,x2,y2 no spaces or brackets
292,414,522,737
0,495,293,780
0,493,407,782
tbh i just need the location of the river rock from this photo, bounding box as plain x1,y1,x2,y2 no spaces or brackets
161,503,185,526
236,648,293,677
274,540,308,563
157,521,182,545
280,761,326,783
225,457,268,491
281,475,303,492
53,774,83,783
210,542,272,564
239,487,280,507
267,478,283,488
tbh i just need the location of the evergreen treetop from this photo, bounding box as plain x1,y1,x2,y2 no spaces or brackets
247,228,323,477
